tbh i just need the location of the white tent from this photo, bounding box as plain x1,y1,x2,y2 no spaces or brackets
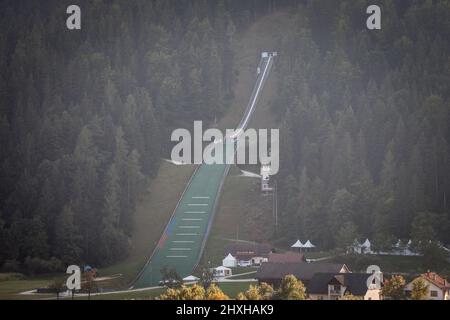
222,253,237,267
303,240,316,248
291,240,304,248
183,275,200,282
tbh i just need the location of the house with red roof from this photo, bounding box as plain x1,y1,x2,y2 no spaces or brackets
404,271,450,300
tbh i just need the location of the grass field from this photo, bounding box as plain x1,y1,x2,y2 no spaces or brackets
200,175,274,266
304,251,336,260
99,161,195,285
0,278,52,300
74,281,256,300
227,272,257,280
71,287,166,300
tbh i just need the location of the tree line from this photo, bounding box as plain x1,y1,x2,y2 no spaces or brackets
1,0,449,274
0,0,253,273
274,0,450,260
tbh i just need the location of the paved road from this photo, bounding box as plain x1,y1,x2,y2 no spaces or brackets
133,54,274,288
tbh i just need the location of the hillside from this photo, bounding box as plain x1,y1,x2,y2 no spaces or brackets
0,1,449,292
201,11,292,266
103,11,290,283
0,0,244,275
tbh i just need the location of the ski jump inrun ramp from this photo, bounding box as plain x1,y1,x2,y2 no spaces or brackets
132,52,276,288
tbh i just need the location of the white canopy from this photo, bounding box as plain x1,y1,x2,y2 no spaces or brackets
291,240,304,248
183,275,200,282
214,266,231,271
303,240,316,248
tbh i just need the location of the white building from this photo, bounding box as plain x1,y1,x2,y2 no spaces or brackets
348,238,372,254
222,253,237,268
250,256,268,266
238,260,252,267
224,242,272,267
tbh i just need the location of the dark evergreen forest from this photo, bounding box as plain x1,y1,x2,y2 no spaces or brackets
0,0,449,274
274,0,450,257
0,0,248,273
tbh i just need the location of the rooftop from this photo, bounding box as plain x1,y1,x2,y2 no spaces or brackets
421,272,449,289
268,252,306,263
256,262,349,282
308,273,375,296
224,242,272,258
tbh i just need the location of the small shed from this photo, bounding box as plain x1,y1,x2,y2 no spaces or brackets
212,266,232,278
222,253,237,268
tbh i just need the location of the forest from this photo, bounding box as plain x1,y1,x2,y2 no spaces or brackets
0,0,449,274
0,0,249,273
274,0,450,259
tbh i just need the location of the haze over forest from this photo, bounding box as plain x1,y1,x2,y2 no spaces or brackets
0,0,449,274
